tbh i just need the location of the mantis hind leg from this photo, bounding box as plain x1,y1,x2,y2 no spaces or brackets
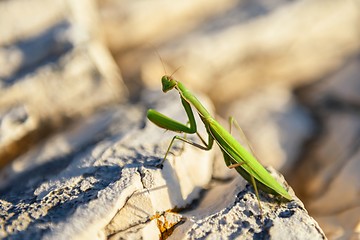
225,152,263,218
228,116,257,157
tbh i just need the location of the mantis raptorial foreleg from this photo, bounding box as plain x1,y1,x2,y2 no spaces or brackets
152,96,214,166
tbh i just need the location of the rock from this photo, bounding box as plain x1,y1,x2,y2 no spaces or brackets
290,56,360,239
101,0,237,52
0,0,65,46
308,148,360,215
0,0,127,169
297,56,360,107
140,0,360,105
0,1,335,238
316,206,360,240
0,89,327,239
0,90,215,239
170,168,326,240
289,111,360,240
0,106,38,170
0,45,126,169
291,113,360,199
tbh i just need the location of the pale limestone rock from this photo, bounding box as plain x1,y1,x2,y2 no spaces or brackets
290,56,360,239
0,91,214,239
170,169,326,240
101,0,237,52
316,207,360,240
141,0,360,105
0,45,125,169
0,89,327,239
0,0,127,170
299,57,360,106
0,0,66,46
306,152,360,239
291,112,360,240
0,1,336,238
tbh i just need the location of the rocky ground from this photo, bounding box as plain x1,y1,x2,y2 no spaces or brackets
1,0,359,239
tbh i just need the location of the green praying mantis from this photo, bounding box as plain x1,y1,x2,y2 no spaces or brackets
147,75,292,213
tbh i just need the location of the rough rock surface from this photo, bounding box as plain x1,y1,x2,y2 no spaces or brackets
173,173,325,240
0,91,214,239
0,90,326,239
0,0,127,170
140,0,360,105
290,56,360,240
3,0,354,238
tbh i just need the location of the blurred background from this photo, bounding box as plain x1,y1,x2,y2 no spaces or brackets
0,0,359,239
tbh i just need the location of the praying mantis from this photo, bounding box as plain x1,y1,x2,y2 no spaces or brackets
147,75,292,213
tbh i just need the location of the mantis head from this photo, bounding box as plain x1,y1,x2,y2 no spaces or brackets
161,75,177,93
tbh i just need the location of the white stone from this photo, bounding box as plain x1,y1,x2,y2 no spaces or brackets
0,90,215,239
170,168,326,240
